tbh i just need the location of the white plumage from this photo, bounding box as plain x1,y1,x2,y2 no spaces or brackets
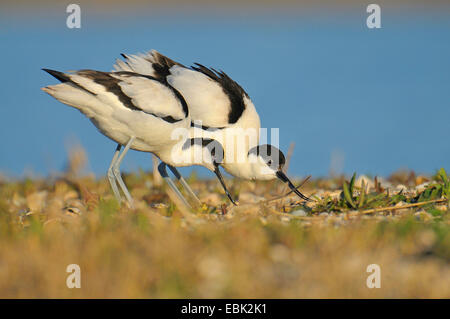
42,50,310,208
113,50,265,180
42,70,189,155
114,51,261,130
168,66,233,128
42,69,227,208
116,75,186,121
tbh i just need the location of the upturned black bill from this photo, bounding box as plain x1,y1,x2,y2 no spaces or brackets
276,170,311,202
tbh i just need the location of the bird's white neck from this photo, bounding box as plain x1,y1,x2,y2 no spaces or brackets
157,137,216,172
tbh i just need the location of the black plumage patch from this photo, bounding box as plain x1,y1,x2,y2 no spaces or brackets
146,51,185,82
114,71,189,119
191,63,248,124
182,138,224,164
42,68,95,95
78,70,142,112
44,68,188,123
42,69,69,82
120,52,248,125
190,122,225,131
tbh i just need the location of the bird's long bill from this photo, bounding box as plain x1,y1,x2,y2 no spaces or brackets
276,171,311,201
214,166,237,206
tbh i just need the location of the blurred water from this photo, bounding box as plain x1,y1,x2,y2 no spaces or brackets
1,8,449,178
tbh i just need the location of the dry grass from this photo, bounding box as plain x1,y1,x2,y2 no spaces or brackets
0,152,449,298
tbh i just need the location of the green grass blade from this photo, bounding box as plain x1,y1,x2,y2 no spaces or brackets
343,181,356,209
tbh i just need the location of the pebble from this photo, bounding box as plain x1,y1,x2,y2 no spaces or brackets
238,193,265,204
394,201,409,214
26,191,48,213
145,180,153,189
64,206,82,216
291,209,307,217
327,190,342,199
201,193,222,206
355,175,374,189
414,209,433,222
415,182,430,193
281,216,291,223
269,244,290,262
377,177,392,189
395,184,408,192
150,203,168,209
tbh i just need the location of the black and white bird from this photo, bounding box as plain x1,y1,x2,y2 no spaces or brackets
113,50,310,201
41,69,232,208
41,51,310,208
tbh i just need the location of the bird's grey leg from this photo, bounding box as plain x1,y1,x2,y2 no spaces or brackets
112,136,135,209
107,144,122,203
167,165,202,205
158,162,192,208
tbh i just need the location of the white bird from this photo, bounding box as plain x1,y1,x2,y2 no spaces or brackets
41,69,232,208
113,50,311,202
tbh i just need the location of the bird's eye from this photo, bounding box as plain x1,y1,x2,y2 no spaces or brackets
267,160,273,166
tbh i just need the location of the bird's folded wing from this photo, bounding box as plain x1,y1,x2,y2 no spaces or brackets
62,70,187,121
167,65,237,128
113,50,251,129
112,72,188,120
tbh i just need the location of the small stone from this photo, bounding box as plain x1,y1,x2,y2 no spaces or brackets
319,212,329,217
377,177,392,189
395,184,408,192
64,206,82,216
313,190,325,197
225,211,234,219
150,203,168,209
269,244,290,262
291,209,307,217
394,201,410,214
201,193,222,206
238,192,265,204
414,209,433,222
281,216,291,223
259,217,268,225
415,176,429,186
355,175,374,190
415,182,430,193
145,180,153,189
327,190,342,199
417,230,436,249
17,209,33,224
63,190,79,201
26,191,48,213
12,193,26,207
348,210,359,215
197,256,226,281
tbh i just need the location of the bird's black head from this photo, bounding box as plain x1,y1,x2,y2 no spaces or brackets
248,144,310,202
249,144,286,171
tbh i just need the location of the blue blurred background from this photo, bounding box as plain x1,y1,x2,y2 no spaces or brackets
1,1,449,178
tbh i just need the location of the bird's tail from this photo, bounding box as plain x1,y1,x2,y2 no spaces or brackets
41,69,98,114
